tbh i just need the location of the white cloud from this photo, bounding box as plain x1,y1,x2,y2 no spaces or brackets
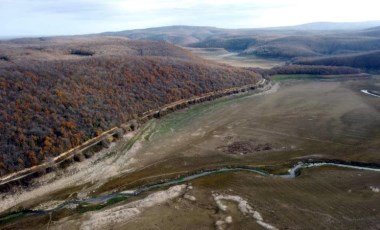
0,0,379,36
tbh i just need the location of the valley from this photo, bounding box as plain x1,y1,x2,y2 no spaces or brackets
187,48,284,69
1,74,379,229
1,18,380,230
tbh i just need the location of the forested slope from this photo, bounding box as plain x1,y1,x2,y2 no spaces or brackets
0,36,261,175
293,51,380,70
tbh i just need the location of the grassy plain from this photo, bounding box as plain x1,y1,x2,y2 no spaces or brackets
106,77,380,229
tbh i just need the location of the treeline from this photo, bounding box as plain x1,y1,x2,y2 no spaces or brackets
0,54,261,176
189,38,257,51
247,36,380,59
248,64,361,77
271,65,361,75
293,51,380,70
242,44,318,59
189,33,380,60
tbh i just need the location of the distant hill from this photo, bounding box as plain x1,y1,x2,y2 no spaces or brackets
174,25,380,70
244,36,380,58
101,26,229,45
188,33,380,60
100,24,380,70
188,37,258,51
278,21,380,31
100,21,380,46
101,25,313,46
293,51,380,70
361,26,380,37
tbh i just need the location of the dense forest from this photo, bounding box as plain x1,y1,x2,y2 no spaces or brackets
0,37,261,176
293,51,380,70
247,65,362,77
271,65,361,75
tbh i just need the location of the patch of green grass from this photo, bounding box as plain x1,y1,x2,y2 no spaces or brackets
271,74,367,82
271,74,324,81
106,196,128,205
76,196,129,214
0,212,25,223
77,204,106,213
94,150,117,164
151,92,256,137
116,120,155,154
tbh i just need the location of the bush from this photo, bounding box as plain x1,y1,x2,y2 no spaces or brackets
70,49,95,56
0,56,10,61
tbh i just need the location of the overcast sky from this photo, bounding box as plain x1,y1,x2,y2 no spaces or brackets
1,0,380,37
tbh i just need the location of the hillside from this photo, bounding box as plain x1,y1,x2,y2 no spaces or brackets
278,21,380,31
0,36,198,63
361,26,380,37
293,51,380,70
101,26,229,45
101,21,380,46
103,25,380,71
0,36,262,176
190,34,380,59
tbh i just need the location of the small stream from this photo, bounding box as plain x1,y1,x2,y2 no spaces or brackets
1,161,380,224
361,89,380,98
284,161,380,178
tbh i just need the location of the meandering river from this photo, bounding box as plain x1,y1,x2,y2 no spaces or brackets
1,160,379,224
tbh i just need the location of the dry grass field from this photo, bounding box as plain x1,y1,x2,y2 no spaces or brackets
188,48,284,69
2,76,379,229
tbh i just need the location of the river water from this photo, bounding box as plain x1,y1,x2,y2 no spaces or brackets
361,89,380,98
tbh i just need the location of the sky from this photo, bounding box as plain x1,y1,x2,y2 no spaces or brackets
1,0,380,37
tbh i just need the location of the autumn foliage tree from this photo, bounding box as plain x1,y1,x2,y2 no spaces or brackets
0,39,262,176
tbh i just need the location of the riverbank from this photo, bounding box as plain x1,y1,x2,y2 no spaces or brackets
1,159,379,226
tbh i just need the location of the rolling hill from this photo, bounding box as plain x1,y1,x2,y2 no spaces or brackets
101,21,380,46
101,26,229,45
101,24,380,71
277,21,380,31
361,26,380,37
293,51,380,70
